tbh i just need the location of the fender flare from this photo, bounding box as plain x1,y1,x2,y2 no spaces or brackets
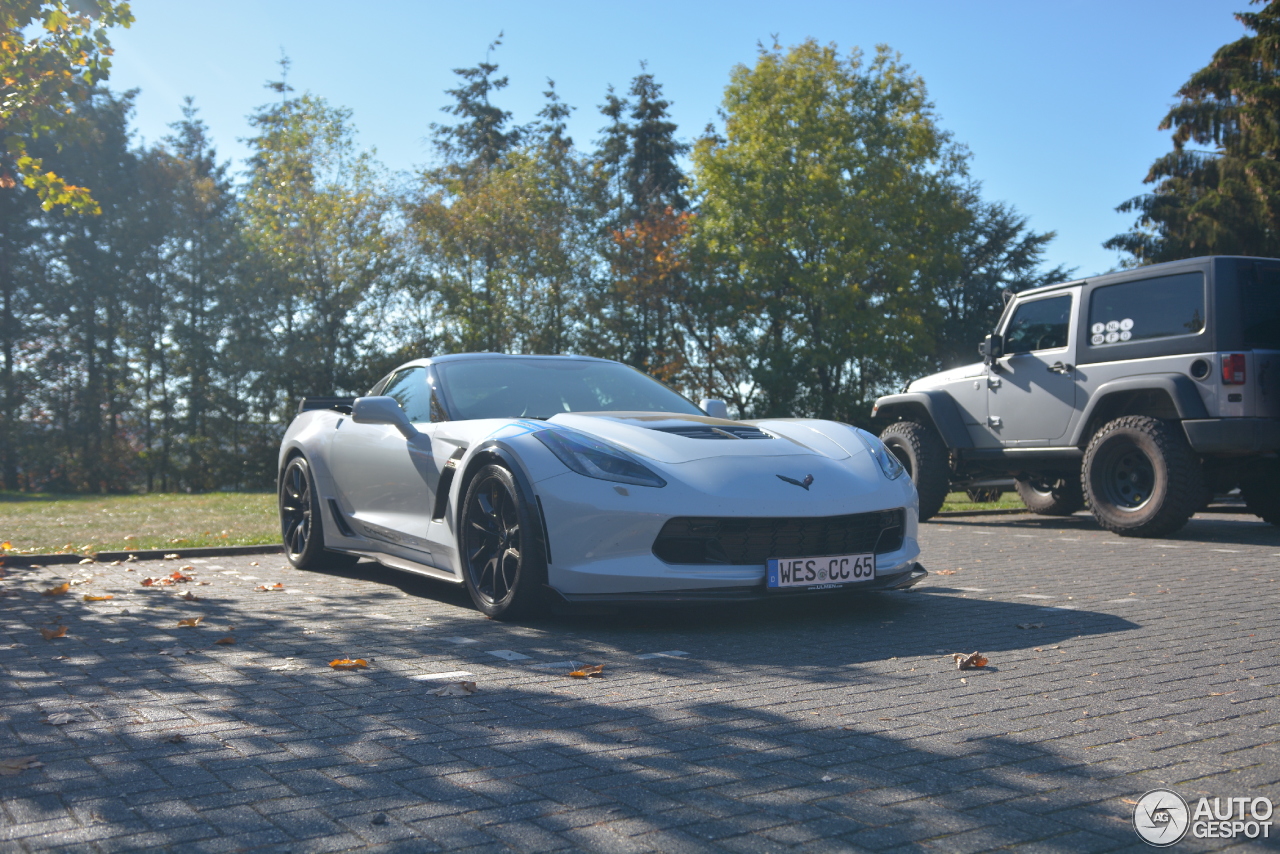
456,439,553,566
1068,374,1209,447
871,391,973,449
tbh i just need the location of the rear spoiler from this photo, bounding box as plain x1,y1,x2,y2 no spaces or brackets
298,396,355,415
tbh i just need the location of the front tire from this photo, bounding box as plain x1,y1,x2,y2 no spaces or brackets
279,455,359,571
1015,474,1084,516
1082,416,1204,537
880,420,950,522
459,464,548,619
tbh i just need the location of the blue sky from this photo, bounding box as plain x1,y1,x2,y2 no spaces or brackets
107,0,1248,278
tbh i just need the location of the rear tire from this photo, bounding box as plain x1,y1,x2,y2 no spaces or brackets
880,421,950,522
459,464,548,620
279,455,360,571
1240,462,1280,526
1015,474,1084,516
1081,416,1204,537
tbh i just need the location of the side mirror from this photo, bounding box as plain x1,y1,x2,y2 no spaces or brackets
699,398,730,420
352,396,418,438
979,334,1004,365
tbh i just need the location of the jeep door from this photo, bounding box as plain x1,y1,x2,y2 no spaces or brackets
990,289,1080,444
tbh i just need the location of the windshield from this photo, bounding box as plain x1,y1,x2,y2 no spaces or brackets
434,358,705,420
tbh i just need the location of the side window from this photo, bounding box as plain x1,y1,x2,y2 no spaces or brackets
381,368,432,423
1004,295,1072,355
1087,272,1205,347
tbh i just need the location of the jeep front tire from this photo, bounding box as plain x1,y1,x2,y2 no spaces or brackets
880,420,950,522
1081,416,1204,537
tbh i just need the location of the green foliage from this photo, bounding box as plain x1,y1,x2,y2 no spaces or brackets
0,0,133,211
690,40,971,420
1108,0,1280,263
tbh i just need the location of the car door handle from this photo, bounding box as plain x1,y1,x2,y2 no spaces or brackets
1047,362,1073,374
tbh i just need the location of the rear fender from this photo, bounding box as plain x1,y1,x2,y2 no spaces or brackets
1070,374,1209,447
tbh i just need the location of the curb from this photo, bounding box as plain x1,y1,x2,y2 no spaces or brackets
1,544,283,567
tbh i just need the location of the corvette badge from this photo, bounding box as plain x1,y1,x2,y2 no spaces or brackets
776,474,814,490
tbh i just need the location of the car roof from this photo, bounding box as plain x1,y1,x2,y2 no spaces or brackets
1013,254,1280,299
394,353,616,370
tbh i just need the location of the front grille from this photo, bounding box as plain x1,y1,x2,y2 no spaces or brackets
653,509,905,565
650,425,773,440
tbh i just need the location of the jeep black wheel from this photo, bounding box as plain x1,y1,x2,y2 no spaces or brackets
279,455,359,571
880,421,949,521
1240,461,1280,526
1082,416,1204,537
460,464,548,620
1015,474,1084,516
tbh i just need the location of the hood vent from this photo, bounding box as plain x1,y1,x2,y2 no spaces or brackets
651,425,773,440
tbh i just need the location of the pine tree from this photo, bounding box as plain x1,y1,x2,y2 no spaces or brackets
1108,0,1280,263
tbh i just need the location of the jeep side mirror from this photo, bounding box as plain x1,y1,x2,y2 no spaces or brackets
352,396,419,438
979,334,1004,364
699,398,730,420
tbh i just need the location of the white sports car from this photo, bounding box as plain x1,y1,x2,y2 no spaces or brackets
278,354,926,618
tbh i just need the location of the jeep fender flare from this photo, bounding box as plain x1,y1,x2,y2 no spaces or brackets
871,391,973,450
1069,374,1209,447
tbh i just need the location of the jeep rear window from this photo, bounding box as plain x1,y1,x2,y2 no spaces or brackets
1087,272,1205,347
1242,265,1280,349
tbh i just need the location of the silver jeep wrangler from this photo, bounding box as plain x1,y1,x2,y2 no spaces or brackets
871,256,1280,537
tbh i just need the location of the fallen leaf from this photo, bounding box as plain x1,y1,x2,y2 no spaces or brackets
569,664,605,678
140,577,165,587
78,558,94,565
41,582,70,597
255,582,285,592
1016,623,1045,630
0,756,40,776
169,570,193,582
952,652,989,670
179,565,195,571
179,591,199,601
214,636,235,645
249,561,259,566
163,553,180,560
430,681,477,696
196,581,211,586
43,713,74,725
0,541,11,550
83,594,114,602
39,626,67,640
935,569,957,575
125,555,137,562
177,617,204,628
329,658,368,670
109,560,122,566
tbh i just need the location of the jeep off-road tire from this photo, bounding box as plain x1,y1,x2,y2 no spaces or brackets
1014,474,1085,516
880,420,950,522
1081,416,1204,537
1240,461,1280,526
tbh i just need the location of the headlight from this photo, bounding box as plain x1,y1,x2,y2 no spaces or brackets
535,428,667,488
855,429,906,480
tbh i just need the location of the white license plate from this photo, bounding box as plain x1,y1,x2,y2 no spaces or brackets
767,553,876,590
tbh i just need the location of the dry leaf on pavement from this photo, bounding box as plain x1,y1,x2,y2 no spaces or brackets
935,569,957,575
329,658,368,670
163,553,180,560
43,713,74,725
952,652,989,670
41,582,70,597
180,591,199,601
83,594,113,602
430,681,477,696
0,756,40,776
569,664,605,678
39,626,67,640
214,636,235,645
176,617,204,628
254,582,284,592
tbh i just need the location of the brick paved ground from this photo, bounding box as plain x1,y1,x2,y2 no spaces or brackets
1,510,1278,852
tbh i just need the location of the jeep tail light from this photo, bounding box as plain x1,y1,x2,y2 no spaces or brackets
1222,353,1246,385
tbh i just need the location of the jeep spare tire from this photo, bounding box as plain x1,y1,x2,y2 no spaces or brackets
1014,474,1084,516
1082,416,1204,537
880,420,949,522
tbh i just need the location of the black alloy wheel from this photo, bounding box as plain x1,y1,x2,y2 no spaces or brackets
279,455,357,571
460,464,546,619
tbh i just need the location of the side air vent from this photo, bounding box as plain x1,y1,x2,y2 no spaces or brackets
651,425,773,440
